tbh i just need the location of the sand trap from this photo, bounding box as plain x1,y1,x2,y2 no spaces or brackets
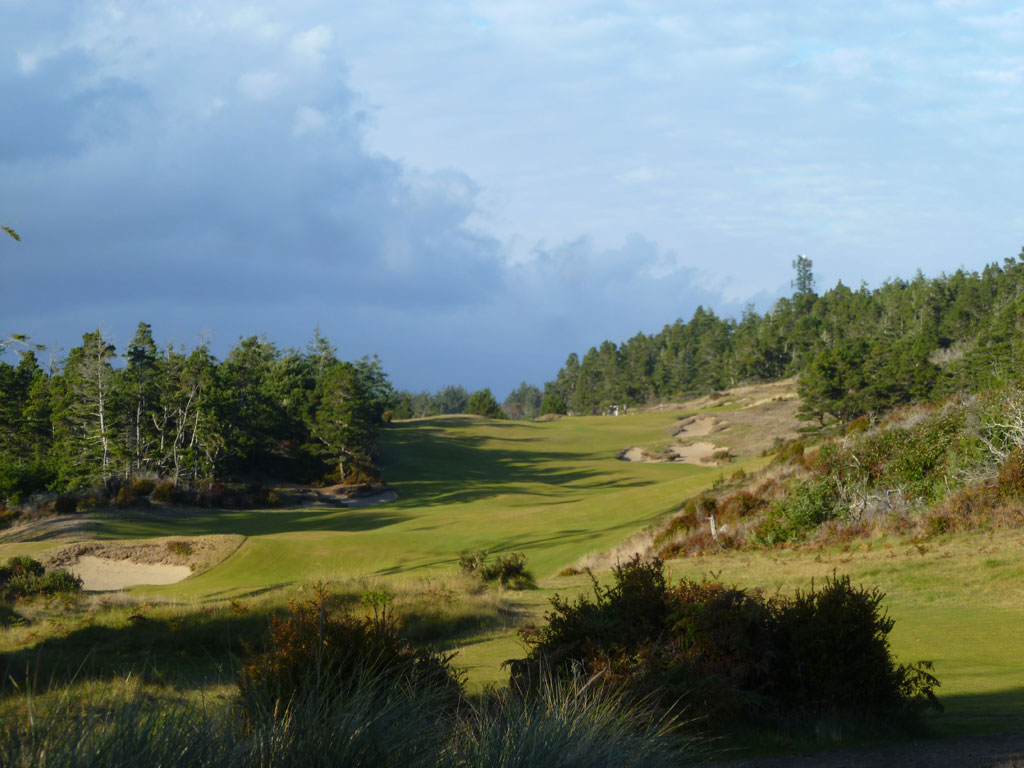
667,441,721,463
671,415,720,437
619,447,656,462
71,556,192,591
621,441,727,465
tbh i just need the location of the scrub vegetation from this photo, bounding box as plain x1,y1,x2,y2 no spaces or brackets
5,254,1024,763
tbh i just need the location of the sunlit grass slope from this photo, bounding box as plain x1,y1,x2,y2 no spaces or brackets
36,411,757,601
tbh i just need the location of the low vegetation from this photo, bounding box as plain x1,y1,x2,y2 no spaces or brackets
654,384,1024,557
458,550,535,589
512,557,939,734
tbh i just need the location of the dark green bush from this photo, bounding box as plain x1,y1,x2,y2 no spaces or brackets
0,458,56,504
54,494,78,515
480,552,533,588
238,586,464,718
0,556,82,600
511,557,939,730
755,478,846,545
769,574,940,720
459,550,535,588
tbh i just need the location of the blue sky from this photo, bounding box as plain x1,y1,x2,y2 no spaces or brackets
2,1,1023,394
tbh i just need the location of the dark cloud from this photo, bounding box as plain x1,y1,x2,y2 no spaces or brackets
0,4,777,395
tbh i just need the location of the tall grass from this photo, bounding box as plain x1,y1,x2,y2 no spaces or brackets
452,674,697,768
0,673,703,768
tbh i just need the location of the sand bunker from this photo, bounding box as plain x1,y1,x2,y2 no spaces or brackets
671,415,720,437
620,447,654,462
41,534,243,592
70,556,192,591
667,441,721,463
620,442,726,465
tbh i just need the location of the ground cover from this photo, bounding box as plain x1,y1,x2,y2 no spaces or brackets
1,406,756,686
659,528,1024,740
3,381,1021,758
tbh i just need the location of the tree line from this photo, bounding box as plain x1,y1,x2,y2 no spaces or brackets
0,325,393,503
542,252,1024,423
390,381,552,421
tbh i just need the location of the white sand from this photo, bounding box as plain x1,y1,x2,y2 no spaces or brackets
70,556,192,591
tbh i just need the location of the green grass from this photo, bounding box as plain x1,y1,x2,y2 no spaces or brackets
10,413,737,600
3,405,1024,745
661,528,1024,738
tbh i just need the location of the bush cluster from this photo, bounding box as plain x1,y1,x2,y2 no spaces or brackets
0,556,83,601
510,557,940,731
238,586,464,716
458,550,534,589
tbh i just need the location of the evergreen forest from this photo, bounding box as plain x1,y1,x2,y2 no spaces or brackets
0,325,393,503
543,253,1024,423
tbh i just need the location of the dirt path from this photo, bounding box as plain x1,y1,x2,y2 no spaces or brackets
709,730,1024,768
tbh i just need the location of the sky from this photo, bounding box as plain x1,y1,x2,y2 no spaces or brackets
2,1,1023,394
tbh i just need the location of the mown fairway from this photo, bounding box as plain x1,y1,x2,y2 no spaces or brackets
2,398,1023,740
2,410,748,601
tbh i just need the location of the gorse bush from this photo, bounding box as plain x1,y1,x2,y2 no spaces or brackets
54,493,78,514
237,585,464,717
769,574,940,721
0,556,82,601
129,477,156,496
754,478,846,545
150,480,178,503
458,550,535,589
511,557,940,731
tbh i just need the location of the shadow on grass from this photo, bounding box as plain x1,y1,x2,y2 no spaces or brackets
1,609,273,693
378,417,654,508
0,582,519,696
89,507,410,540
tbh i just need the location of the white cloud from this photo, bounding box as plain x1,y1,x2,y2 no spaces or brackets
292,105,328,136
290,24,333,64
238,69,284,101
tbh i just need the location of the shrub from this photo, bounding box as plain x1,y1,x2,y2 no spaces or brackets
719,490,765,521
150,480,178,503
36,569,84,595
78,489,107,509
458,549,487,576
238,586,463,718
341,462,380,487
166,540,193,558
997,448,1024,498
755,478,846,545
773,439,805,464
53,493,78,515
769,574,940,721
0,557,82,600
129,477,156,496
0,555,44,582
480,552,533,588
198,482,237,508
511,558,939,730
